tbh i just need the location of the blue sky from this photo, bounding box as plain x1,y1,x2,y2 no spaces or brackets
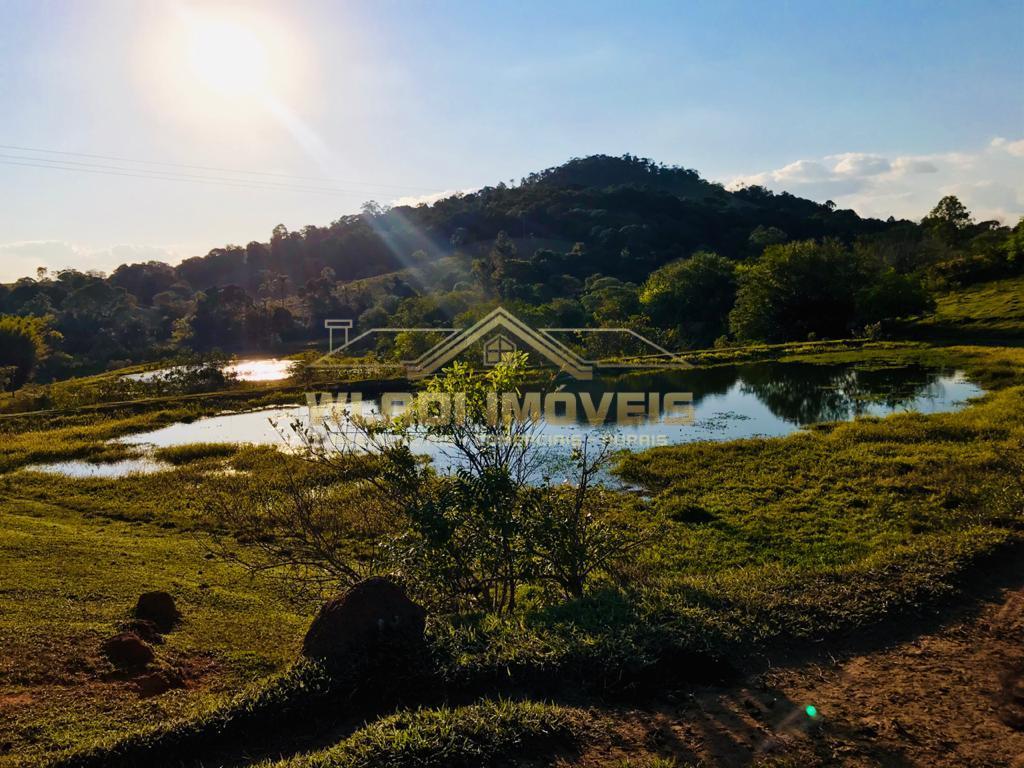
1,0,1022,280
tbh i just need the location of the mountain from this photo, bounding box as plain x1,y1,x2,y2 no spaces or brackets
158,154,893,298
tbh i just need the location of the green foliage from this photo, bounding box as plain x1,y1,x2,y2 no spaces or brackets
5,161,1022,370
266,699,580,768
3,343,1024,764
748,224,788,251
729,239,865,342
922,194,973,239
640,251,736,342
855,268,934,325
0,314,52,389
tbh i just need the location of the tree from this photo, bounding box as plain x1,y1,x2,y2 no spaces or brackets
639,252,736,340
856,269,934,325
109,261,179,306
729,239,865,342
923,195,973,230
472,231,516,296
227,353,645,612
747,225,788,251
0,315,52,390
922,195,974,248
175,285,255,350
1003,217,1024,266
580,275,640,325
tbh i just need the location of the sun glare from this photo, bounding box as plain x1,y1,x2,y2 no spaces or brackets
138,5,330,164
141,5,307,120
184,17,271,96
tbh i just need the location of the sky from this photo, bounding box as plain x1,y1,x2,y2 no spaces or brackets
1,0,1022,282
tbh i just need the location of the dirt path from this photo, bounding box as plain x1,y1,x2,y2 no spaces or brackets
566,581,1024,767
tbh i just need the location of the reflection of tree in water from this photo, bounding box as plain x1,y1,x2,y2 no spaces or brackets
580,366,740,424
853,366,950,411
571,363,952,426
598,366,739,402
738,363,946,425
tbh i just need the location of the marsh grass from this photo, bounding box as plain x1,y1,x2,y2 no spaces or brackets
154,443,242,465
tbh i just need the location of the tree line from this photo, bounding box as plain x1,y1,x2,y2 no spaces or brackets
1,154,1021,389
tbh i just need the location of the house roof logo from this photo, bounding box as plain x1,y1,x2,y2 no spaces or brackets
312,306,691,380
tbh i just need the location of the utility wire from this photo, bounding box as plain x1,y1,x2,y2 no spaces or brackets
0,158,375,197
0,155,445,200
0,142,438,192
0,153,411,196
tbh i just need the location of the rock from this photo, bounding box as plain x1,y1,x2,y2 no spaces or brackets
135,668,185,697
102,632,155,669
133,591,181,633
301,577,426,664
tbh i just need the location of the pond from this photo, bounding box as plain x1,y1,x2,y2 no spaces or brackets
124,358,294,383
63,361,980,478
23,362,982,478
22,457,173,478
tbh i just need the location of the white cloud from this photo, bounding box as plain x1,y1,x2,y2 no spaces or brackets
829,153,891,176
727,138,1024,224
992,136,1024,157
390,188,477,208
891,157,938,175
0,241,184,283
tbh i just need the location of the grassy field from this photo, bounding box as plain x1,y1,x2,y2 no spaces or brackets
1,279,1023,766
911,274,1024,341
0,494,307,766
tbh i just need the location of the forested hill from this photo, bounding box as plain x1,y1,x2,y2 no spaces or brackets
2,153,1021,384
170,153,887,293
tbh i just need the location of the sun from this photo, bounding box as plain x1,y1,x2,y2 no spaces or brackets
138,5,316,141
183,17,271,96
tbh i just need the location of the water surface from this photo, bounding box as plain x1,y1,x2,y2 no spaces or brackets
23,458,172,477
113,362,982,472
125,358,293,383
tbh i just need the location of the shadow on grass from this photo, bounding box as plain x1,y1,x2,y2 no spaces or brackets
51,542,1024,768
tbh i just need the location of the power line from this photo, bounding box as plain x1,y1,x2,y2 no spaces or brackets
0,158,370,197
0,142,438,192
0,155,437,199
0,153,395,195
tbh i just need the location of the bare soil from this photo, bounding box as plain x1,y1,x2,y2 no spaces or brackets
564,580,1024,767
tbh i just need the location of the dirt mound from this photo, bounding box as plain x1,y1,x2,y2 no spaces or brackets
133,591,181,633
122,618,164,644
101,632,154,670
135,667,186,697
302,577,426,664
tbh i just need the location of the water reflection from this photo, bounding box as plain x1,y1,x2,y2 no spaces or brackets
22,458,172,477
579,362,979,426
125,358,293,383
115,362,981,458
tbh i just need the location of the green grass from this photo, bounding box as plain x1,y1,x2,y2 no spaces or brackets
0,495,307,767
260,699,580,768
2,339,1024,765
913,275,1024,341
428,347,1024,688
